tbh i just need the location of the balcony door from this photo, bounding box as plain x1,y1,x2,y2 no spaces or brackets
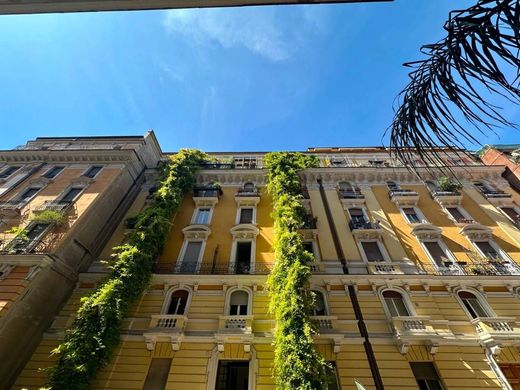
235,241,252,274
215,361,249,390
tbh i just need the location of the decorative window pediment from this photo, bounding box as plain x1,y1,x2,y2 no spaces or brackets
182,225,211,240
459,224,492,240
230,224,259,240
411,224,442,240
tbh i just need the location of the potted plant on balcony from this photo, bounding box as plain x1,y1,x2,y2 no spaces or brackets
437,176,463,192
30,209,66,225
4,226,28,242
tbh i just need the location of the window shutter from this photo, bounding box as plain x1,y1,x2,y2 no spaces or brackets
361,242,384,262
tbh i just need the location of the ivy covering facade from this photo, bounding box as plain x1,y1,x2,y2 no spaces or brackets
264,152,327,390
47,149,207,389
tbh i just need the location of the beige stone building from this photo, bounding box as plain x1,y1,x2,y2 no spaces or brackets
2,135,520,389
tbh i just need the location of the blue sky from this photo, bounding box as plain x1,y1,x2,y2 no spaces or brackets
0,0,518,152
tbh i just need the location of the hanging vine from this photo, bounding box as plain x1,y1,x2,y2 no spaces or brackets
46,149,207,390
264,152,327,390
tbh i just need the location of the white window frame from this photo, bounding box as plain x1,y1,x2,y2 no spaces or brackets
499,205,520,225
81,165,104,179
419,239,456,267
229,239,256,274
399,206,427,224
160,286,193,315
191,207,214,225
224,287,253,316
303,240,321,262
43,165,65,179
471,239,511,262
235,206,257,225
443,205,473,224
56,185,86,203
347,206,370,223
310,287,329,316
379,287,416,318
357,239,391,263
176,239,206,273
455,288,495,320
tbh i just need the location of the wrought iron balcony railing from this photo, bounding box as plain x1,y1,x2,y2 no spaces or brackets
338,191,364,199
348,220,381,231
192,187,221,198
154,261,275,275
33,200,72,213
388,189,419,198
235,188,260,197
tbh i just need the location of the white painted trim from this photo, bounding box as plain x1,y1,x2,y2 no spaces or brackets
378,286,416,318
310,286,329,316
160,285,194,315
356,239,391,263
224,286,253,315
418,238,456,267
399,205,428,224
470,239,512,262
206,345,257,390
454,287,495,320
229,231,257,274
176,239,207,273
191,206,215,225
235,206,257,225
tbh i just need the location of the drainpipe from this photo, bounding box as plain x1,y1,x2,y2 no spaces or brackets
316,178,385,390
485,347,512,390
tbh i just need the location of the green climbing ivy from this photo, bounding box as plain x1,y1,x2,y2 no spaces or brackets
46,149,207,390
264,152,327,390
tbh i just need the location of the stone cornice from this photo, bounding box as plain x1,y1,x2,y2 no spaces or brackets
299,165,508,186
196,169,267,186
0,149,137,164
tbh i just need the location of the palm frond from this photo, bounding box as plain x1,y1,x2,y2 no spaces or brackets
387,0,520,170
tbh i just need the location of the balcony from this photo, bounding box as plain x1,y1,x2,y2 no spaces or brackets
471,317,520,345
349,220,382,240
219,315,253,334
301,215,318,230
144,314,188,351
476,188,513,206
367,262,403,274
392,316,432,335
431,190,462,206
156,261,274,275
419,263,466,276
192,186,221,207
0,200,27,217
235,188,260,197
338,190,365,207
311,316,339,332
199,162,234,170
33,200,72,214
389,189,419,206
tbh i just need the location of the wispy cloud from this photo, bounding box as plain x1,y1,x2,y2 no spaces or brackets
163,7,329,62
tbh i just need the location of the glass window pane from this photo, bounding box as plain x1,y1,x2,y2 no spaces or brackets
423,242,448,266
168,290,189,315
475,241,501,260
195,208,210,224
361,242,384,262
446,207,465,222
239,208,253,224
183,242,202,262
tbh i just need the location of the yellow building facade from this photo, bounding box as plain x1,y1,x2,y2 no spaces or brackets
7,140,520,390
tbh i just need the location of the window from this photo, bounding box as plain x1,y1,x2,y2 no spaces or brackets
194,208,211,224
360,241,385,262
303,241,315,256
410,362,444,390
61,187,83,203
18,187,40,202
474,181,493,193
215,361,249,390
239,208,254,224
402,207,421,223
167,290,189,315
324,362,340,390
501,207,520,225
0,166,20,179
229,291,249,315
349,208,366,225
312,290,327,316
458,291,490,319
143,358,172,390
243,182,255,192
383,290,410,317
83,165,103,178
179,241,203,273
234,242,252,274
422,241,450,267
474,241,502,260
387,181,400,190
338,181,354,192
11,223,50,251
446,207,466,223
44,166,64,179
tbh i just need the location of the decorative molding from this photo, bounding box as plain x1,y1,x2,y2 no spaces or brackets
182,225,211,240
230,224,260,240
459,224,493,240
411,224,443,240
196,171,266,186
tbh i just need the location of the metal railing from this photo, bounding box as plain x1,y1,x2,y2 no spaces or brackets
338,191,364,199
348,220,381,231
154,261,275,275
193,187,220,198
235,188,260,197
477,189,512,199
0,200,27,211
389,189,419,198
33,200,72,213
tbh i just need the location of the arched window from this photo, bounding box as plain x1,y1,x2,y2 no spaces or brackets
312,290,327,316
243,182,255,192
458,291,490,319
382,290,410,317
167,290,189,315
338,181,354,192
386,181,400,190
229,290,249,315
